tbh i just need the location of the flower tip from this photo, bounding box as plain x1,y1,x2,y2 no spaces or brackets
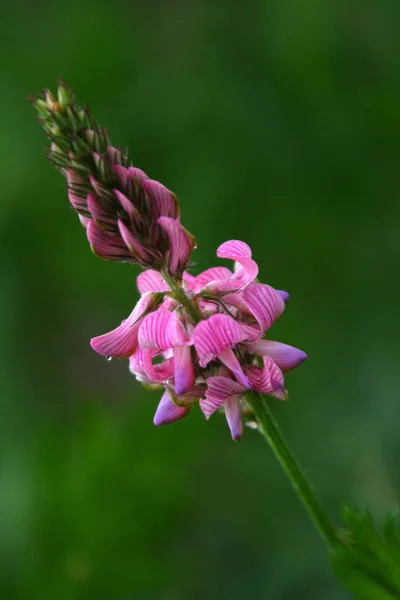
278,290,290,303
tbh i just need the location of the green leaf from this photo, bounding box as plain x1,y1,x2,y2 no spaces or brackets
331,505,400,599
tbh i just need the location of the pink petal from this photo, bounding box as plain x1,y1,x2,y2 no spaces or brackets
246,358,285,399
158,217,195,275
87,220,133,261
79,215,90,229
224,396,243,440
174,345,195,396
107,146,122,165
200,375,246,419
143,179,179,219
244,340,307,371
138,310,175,350
217,240,252,259
112,165,131,191
193,314,248,367
143,350,174,383
114,190,140,223
154,390,190,425
87,192,114,227
117,219,150,262
67,169,88,212
278,290,290,303
137,270,170,294
128,166,147,184
194,267,232,293
91,293,155,358
218,348,250,388
183,271,196,292
242,283,285,334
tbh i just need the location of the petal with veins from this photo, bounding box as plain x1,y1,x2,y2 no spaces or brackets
158,217,195,275
224,396,243,440
154,390,190,425
137,270,170,294
174,345,195,396
91,292,155,358
244,340,307,371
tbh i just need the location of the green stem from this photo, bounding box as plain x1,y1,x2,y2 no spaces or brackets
246,391,338,545
162,271,202,324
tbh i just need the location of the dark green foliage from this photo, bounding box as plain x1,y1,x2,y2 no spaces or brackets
332,506,400,599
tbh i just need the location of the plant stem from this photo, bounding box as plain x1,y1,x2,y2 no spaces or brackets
246,390,338,545
162,271,202,324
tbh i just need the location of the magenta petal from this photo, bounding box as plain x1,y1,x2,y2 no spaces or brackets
114,190,140,222
143,350,174,383
217,240,252,259
91,293,155,358
112,165,131,191
200,375,245,419
158,217,195,275
205,257,258,294
246,358,285,398
87,192,114,227
138,310,175,350
67,169,88,212
87,220,133,261
174,345,195,396
194,267,232,293
244,340,307,371
137,270,170,294
107,146,122,165
224,396,243,440
143,179,179,219
128,166,147,184
242,283,285,333
117,219,150,261
278,290,290,303
193,314,248,367
154,391,190,425
218,348,250,388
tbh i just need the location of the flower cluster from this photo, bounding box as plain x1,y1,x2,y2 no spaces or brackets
34,85,195,275
34,83,307,440
91,240,307,439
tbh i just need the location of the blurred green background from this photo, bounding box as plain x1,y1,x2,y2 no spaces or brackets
2,0,400,598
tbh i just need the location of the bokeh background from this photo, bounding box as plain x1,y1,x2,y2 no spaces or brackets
2,1,400,598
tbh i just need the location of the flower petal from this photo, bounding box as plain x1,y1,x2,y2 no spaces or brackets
246,358,285,399
217,240,252,259
87,192,114,227
200,375,246,419
158,217,195,275
194,267,232,293
143,179,179,219
137,270,170,294
218,348,250,388
143,350,174,383
91,292,155,358
114,189,140,223
278,290,290,303
67,169,88,212
205,240,258,293
154,390,190,425
117,219,151,262
174,345,195,396
193,314,248,367
138,310,175,350
87,220,134,261
224,396,243,440
244,340,307,371
242,283,285,333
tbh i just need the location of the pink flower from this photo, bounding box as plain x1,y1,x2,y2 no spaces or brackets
90,239,307,439
67,152,195,274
